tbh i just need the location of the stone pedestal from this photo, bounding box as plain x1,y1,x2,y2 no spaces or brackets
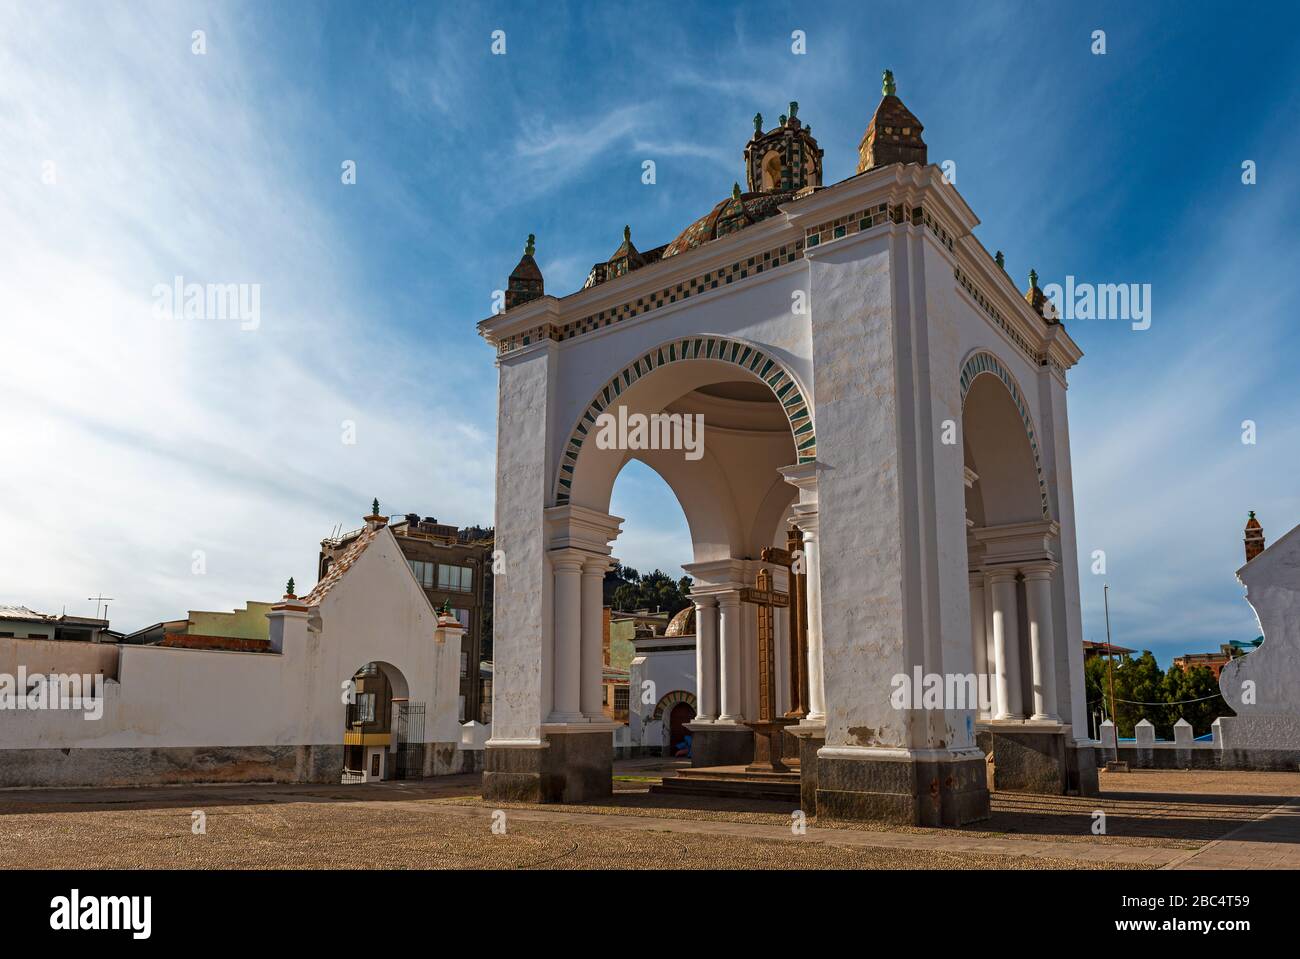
483,728,613,803
687,722,754,767
745,719,794,773
787,723,825,815
976,723,1098,797
815,747,990,826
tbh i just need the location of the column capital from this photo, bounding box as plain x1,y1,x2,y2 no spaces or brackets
581,554,615,575
968,570,987,590
690,593,719,608
1020,561,1057,580
985,566,1019,585
716,589,741,609
548,548,587,572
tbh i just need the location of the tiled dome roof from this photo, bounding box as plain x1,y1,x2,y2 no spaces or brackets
661,187,796,260
665,604,695,637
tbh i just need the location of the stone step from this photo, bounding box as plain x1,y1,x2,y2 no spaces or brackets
650,775,801,803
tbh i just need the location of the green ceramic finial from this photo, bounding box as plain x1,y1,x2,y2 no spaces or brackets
623,224,631,243
1249,510,1257,520
995,250,1005,269
1029,268,1038,289
286,577,295,596
439,598,451,616
732,182,742,199
882,69,896,96
753,112,763,135
789,100,798,119
525,233,535,256
779,114,787,126
371,497,380,516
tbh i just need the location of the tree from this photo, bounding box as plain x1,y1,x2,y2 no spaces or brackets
605,566,694,615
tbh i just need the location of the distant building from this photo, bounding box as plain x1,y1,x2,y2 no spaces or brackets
628,605,697,755
124,601,274,652
0,605,111,643
601,607,632,722
1081,640,1135,661
320,513,493,724
1172,644,1245,680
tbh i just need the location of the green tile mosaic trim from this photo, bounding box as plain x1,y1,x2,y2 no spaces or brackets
496,239,807,355
954,265,1039,365
959,350,1050,518
554,336,815,504
802,204,953,253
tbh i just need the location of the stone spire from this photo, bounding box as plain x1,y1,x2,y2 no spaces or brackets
857,69,927,173
505,233,544,310
1245,511,1266,563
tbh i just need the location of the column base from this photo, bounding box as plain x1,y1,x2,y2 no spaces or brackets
482,728,612,804
685,722,754,767
815,747,990,826
786,722,825,815
975,723,1098,796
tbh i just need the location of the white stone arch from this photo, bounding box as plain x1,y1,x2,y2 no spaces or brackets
959,349,1050,521
554,334,816,508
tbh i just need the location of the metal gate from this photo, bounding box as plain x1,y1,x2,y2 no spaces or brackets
393,700,426,780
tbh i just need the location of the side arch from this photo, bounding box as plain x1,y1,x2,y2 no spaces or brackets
959,350,1049,518
651,689,698,721
554,335,815,505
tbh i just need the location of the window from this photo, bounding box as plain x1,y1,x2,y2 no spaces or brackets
460,650,468,679
614,687,630,713
437,564,472,592
407,560,434,588
354,693,376,724
458,694,466,722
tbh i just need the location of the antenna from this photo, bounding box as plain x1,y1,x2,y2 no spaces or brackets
87,594,115,620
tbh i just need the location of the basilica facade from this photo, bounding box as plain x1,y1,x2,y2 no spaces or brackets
477,72,1094,825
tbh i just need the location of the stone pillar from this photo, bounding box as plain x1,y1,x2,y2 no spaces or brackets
800,518,826,723
694,595,719,721
580,557,610,720
1022,562,1060,722
968,573,989,718
987,568,1023,720
549,550,584,722
717,592,742,723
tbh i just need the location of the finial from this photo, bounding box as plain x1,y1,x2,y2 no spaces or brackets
1249,510,1257,520
732,182,742,200
1028,268,1038,289
789,100,798,119
623,224,631,243
882,69,896,97
994,250,1005,270
439,598,451,616
285,577,295,596
754,112,763,135
524,233,535,256
779,114,787,126
371,497,380,516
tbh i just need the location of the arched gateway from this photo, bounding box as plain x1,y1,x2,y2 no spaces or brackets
476,74,1096,826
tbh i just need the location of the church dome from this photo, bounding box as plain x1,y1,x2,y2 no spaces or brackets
661,185,796,260
664,605,695,636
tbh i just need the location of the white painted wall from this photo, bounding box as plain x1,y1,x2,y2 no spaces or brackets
0,526,464,751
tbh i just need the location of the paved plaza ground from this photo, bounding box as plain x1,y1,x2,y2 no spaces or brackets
0,763,1295,869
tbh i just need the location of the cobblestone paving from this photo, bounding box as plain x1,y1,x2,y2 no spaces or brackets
0,768,1293,869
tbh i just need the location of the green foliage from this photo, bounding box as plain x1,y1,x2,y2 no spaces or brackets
604,563,693,615
1084,650,1234,738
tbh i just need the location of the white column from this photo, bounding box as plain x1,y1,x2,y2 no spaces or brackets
693,595,718,721
969,573,990,718
801,518,826,722
987,568,1023,720
579,557,609,720
717,592,742,722
549,550,584,722
1022,562,1061,722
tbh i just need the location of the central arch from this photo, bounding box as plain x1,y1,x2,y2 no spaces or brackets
555,335,816,507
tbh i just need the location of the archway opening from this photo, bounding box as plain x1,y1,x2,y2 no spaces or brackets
341,660,414,784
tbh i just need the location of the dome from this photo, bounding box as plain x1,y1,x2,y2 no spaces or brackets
665,605,695,637
661,187,796,260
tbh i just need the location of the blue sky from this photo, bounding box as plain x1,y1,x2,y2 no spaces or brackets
1,1,1297,665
